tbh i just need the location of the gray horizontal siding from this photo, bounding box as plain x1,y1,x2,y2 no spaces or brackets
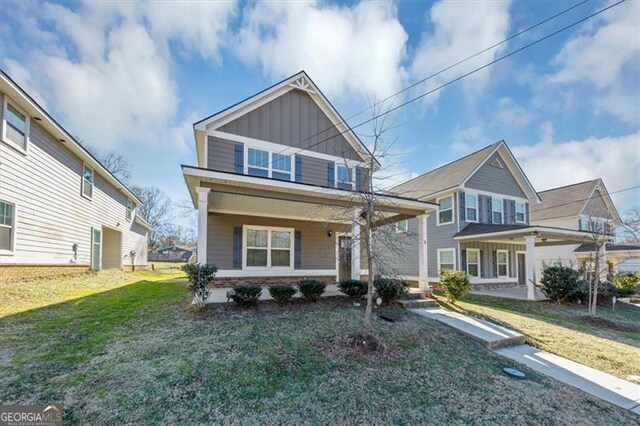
465,152,526,198
207,136,236,172
375,218,420,277
427,193,458,275
299,154,330,187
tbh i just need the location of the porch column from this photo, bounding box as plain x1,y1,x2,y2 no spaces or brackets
351,208,361,280
196,186,210,265
418,214,429,289
525,235,536,300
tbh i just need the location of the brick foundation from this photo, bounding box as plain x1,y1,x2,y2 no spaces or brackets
0,263,91,283
211,275,337,288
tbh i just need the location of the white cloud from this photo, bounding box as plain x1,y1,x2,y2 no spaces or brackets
235,1,408,99
492,97,532,128
3,59,48,108
411,0,512,104
512,129,640,213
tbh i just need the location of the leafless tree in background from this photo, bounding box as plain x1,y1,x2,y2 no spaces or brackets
131,186,172,251
620,207,640,243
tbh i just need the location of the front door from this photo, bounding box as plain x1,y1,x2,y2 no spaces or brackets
91,227,102,271
517,253,526,286
338,236,352,281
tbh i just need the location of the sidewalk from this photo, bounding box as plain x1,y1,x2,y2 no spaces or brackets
411,307,640,414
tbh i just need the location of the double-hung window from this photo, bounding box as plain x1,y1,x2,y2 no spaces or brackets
336,165,353,190
465,194,477,222
395,219,408,233
2,98,29,153
492,198,503,224
245,227,293,268
466,249,480,277
82,164,94,199
515,202,526,223
247,148,269,177
438,248,455,273
496,250,509,278
126,199,133,221
438,196,454,225
272,153,291,181
0,200,15,252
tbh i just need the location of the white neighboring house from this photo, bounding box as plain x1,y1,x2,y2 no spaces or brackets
0,70,150,281
531,179,640,277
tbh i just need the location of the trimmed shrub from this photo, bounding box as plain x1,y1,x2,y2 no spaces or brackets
298,280,327,302
539,264,583,303
269,285,297,305
440,270,472,304
182,263,217,307
231,285,262,308
374,278,407,305
338,279,368,298
614,272,640,297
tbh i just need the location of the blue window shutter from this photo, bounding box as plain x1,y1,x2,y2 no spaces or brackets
233,227,242,269
461,249,467,272
503,199,510,224
459,192,465,222
234,144,244,174
294,231,302,269
492,250,497,278
327,163,335,187
355,167,363,191
295,155,303,183
486,196,493,223
479,250,484,278
525,202,529,224
511,201,517,224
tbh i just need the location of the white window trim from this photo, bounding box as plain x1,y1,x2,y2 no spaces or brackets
335,164,354,190
242,225,294,270
466,248,481,277
515,201,526,224
395,219,408,233
437,195,455,226
82,163,94,200
244,146,294,181
496,249,509,278
2,96,30,155
126,199,133,221
465,193,478,223
492,197,504,224
437,248,456,274
0,199,17,255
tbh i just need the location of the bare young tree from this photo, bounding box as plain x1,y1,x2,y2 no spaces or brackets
131,186,172,251
619,207,640,243
78,140,133,184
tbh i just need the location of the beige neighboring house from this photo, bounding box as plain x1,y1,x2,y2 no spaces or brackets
531,179,640,277
0,70,151,282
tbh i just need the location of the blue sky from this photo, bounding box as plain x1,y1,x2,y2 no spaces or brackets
1,0,638,225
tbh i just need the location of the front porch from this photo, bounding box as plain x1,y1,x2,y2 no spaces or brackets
183,166,437,285
455,224,599,300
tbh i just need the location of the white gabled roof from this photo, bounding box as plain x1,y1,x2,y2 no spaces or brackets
193,71,378,167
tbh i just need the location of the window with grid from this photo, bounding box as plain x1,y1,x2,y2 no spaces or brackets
438,196,453,225
245,227,292,268
2,99,29,152
465,194,477,222
492,198,503,224
0,201,14,251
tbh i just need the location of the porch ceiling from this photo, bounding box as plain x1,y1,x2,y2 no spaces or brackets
455,224,602,246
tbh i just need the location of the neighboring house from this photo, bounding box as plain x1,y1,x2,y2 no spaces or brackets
531,179,640,276
388,141,597,299
148,246,194,262
182,71,436,287
0,71,150,282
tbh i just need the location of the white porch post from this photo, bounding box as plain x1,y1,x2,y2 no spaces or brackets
351,208,361,280
196,186,211,265
525,235,536,300
418,214,429,289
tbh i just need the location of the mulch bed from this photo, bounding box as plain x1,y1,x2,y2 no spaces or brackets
578,315,640,333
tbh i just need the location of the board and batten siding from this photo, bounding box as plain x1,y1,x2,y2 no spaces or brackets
0,93,147,266
465,152,527,198
219,89,362,161
460,241,524,279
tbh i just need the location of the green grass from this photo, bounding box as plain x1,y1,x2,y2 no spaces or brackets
0,273,637,424
437,292,640,379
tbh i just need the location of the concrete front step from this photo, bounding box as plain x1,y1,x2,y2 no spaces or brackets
396,298,437,309
403,289,432,300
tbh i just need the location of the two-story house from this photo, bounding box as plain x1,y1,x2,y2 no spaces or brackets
532,179,640,277
182,71,436,287
0,71,150,282
388,141,597,299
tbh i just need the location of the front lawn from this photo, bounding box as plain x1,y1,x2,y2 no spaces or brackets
438,293,640,380
0,273,636,424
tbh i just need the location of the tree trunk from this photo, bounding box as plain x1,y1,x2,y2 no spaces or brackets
362,198,374,339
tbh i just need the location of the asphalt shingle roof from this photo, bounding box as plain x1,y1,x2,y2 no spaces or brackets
531,179,598,221
454,223,532,237
574,243,640,253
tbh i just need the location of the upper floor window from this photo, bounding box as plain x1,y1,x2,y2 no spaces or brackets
247,148,269,177
2,98,29,154
0,200,15,253
272,153,291,181
492,198,503,224
465,194,477,222
395,219,408,233
438,195,454,225
82,164,94,200
604,222,614,236
579,218,590,231
515,202,526,223
247,147,292,181
126,199,133,221
336,165,353,190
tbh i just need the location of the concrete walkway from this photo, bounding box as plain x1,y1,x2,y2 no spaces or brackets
410,307,640,414
205,283,345,304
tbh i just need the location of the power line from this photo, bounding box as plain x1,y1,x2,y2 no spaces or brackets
258,0,625,169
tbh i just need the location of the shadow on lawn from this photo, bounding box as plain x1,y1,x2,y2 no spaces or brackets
434,292,640,350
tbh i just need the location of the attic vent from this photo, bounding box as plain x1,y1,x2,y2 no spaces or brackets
490,158,504,169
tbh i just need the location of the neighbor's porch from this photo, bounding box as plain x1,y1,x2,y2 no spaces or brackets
183,166,437,286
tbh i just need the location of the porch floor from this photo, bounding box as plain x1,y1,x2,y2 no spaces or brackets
470,286,548,301
205,283,345,304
